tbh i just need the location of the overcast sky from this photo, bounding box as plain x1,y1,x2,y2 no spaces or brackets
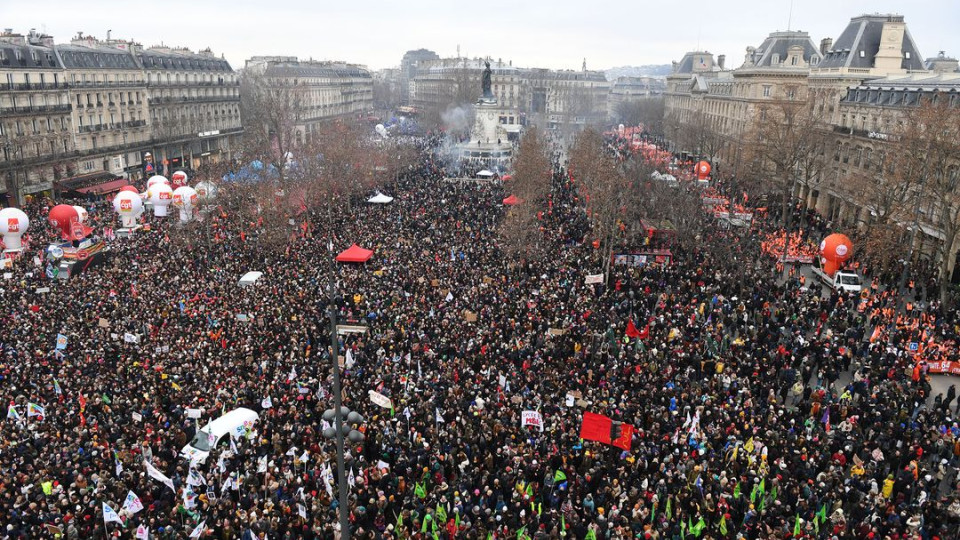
3,0,957,71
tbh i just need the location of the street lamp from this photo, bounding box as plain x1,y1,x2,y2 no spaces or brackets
321,230,364,540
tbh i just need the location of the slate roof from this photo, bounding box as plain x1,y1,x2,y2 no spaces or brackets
819,14,924,70
746,31,822,67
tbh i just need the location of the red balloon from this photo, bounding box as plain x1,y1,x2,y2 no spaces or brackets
820,233,853,264
119,185,139,193
48,205,79,239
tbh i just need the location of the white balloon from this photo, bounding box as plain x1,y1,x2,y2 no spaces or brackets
72,205,89,224
0,207,29,250
148,183,174,217
146,175,170,189
195,181,217,201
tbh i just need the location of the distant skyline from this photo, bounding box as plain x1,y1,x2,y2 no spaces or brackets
3,0,958,72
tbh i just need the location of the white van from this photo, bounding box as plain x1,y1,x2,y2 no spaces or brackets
180,408,259,464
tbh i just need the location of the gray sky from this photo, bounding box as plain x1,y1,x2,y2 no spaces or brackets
3,0,957,71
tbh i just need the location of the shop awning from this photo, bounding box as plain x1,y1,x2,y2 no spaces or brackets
75,179,129,195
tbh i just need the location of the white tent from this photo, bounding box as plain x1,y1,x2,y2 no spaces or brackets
476,170,495,178
367,193,394,204
238,271,263,287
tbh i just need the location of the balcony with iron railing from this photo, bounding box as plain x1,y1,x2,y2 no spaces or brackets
0,104,73,116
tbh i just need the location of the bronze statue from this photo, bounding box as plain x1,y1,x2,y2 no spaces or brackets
481,60,493,99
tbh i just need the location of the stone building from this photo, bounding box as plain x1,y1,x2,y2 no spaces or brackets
608,76,665,119
246,57,373,144
0,29,242,204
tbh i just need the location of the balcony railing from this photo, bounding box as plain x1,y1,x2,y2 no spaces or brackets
0,104,73,116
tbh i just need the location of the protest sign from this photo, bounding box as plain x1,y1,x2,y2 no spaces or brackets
522,410,544,432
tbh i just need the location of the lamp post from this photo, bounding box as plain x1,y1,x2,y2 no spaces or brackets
321,234,365,539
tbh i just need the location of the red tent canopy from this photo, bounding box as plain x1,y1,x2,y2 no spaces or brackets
336,244,373,263
503,194,520,206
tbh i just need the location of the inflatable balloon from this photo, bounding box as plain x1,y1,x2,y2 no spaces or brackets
47,205,79,240
119,185,139,194
696,161,711,180
146,175,170,189
819,233,853,264
172,186,198,223
113,191,144,228
822,258,840,277
171,170,188,188
375,124,388,138
72,205,89,224
0,207,29,250
194,181,217,201
147,183,174,217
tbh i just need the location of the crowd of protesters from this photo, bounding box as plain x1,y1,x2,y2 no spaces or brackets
0,131,959,540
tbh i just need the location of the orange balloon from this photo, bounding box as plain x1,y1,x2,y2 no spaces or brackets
823,258,840,277
696,161,711,179
819,233,853,264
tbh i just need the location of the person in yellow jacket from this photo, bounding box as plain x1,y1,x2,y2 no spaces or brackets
882,474,895,499
850,463,865,477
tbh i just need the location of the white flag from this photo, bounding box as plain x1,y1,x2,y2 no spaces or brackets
115,457,123,477
136,524,150,539
322,463,334,498
288,366,297,382
143,459,175,492
102,502,124,526
445,291,453,302
230,434,238,454
348,467,356,488
122,490,144,514
298,503,308,519
187,469,206,486
286,446,298,457
189,520,206,539
261,396,272,409
345,349,355,369
299,450,310,463
257,455,268,473
435,408,444,424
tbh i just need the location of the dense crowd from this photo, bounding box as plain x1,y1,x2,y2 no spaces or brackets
1,133,959,540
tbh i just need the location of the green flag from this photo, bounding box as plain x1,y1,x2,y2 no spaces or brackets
435,504,447,524
759,478,765,496
692,517,706,537
554,470,567,483
525,483,533,497
421,514,432,533
793,514,801,536
414,482,426,499
769,485,778,502
516,525,527,540
816,503,827,524
733,482,741,499
396,512,403,530
665,497,672,520
719,515,728,536
560,515,566,537
584,529,596,540
650,501,658,523
750,484,758,503
455,510,460,529
101,393,112,405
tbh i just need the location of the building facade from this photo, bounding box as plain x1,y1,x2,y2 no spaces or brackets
608,76,665,119
245,57,373,144
0,29,242,204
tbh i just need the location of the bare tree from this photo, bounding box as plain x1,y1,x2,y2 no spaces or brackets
613,96,665,135
895,94,960,309
239,69,305,183
500,127,552,258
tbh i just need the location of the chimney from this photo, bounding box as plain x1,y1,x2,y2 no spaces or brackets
717,55,726,70
820,38,833,56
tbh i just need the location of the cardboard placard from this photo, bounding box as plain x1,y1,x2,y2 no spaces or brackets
186,408,202,419
463,310,477,322
98,318,109,328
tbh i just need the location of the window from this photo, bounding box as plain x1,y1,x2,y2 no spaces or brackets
762,85,771,97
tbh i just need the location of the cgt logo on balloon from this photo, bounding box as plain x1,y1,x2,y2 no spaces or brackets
7,219,18,233
120,201,132,212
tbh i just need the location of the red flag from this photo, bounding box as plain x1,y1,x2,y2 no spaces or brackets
637,325,650,340
625,320,641,338
580,412,612,445
613,423,634,451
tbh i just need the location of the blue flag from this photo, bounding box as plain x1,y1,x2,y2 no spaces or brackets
55,334,68,350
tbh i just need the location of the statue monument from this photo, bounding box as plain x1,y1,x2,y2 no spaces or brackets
481,60,494,100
